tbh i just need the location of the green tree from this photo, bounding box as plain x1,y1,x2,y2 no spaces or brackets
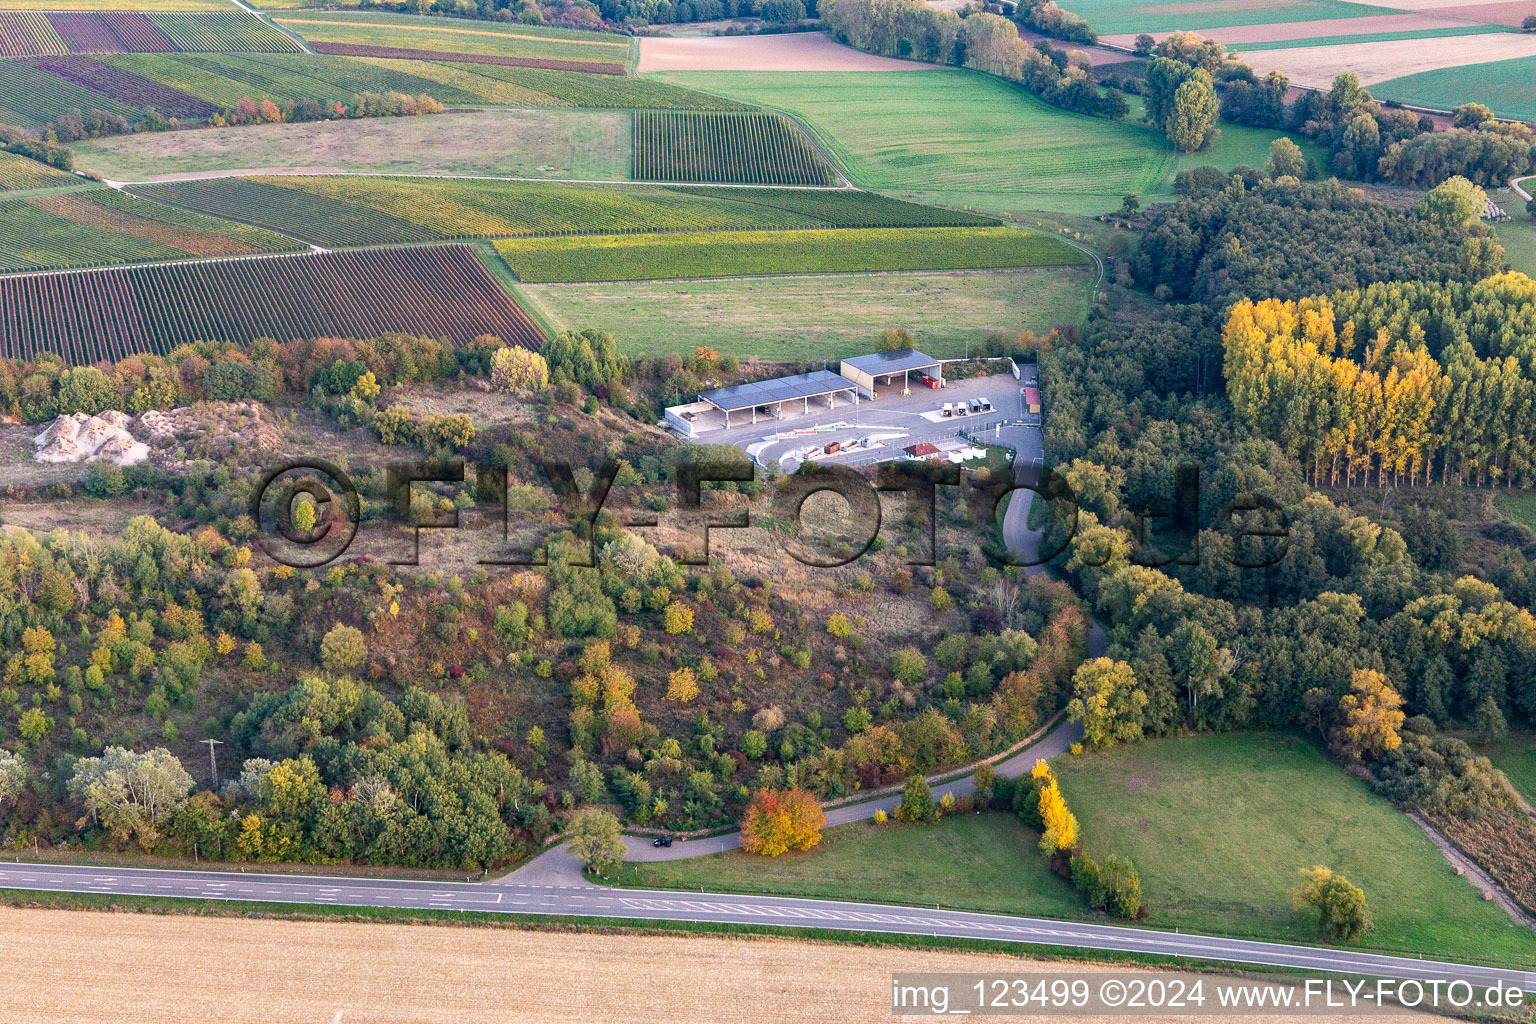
68,746,194,848
1294,866,1371,942
1066,658,1148,748
1472,695,1509,745
1265,136,1307,180
1420,175,1487,228
896,774,937,823
566,807,625,876
1166,71,1219,153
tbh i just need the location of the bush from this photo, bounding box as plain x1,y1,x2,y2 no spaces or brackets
895,774,937,823
1293,866,1370,941
319,624,366,674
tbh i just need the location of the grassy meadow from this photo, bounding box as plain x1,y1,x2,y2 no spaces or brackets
513,266,1092,359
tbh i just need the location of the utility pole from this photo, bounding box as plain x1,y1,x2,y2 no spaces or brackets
201,738,223,788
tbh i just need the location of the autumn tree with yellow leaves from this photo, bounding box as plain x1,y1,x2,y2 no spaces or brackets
740,787,826,856
1334,669,1405,761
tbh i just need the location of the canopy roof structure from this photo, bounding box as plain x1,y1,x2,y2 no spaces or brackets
699,369,856,414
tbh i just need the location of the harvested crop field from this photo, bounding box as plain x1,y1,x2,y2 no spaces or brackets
635,32,930,72
0,907,1436,1024
1420,0,1536,25
1238,32,1536,87
1103,12,1476,45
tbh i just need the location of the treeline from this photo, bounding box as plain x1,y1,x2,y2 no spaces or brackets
1225,271,1536,488
822,0,1127,119
1134,178,1505,309
1017,0,1094,45
1148,31,1536,187
210,91,445,129
0,125,72,171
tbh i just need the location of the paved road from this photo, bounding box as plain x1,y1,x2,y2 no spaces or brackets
0,861,1528,990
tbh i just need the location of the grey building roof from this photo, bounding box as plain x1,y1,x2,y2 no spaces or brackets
699,369,856,413
840,347,938,376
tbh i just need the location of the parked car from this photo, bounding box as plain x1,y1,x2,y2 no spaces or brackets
653,835,673,847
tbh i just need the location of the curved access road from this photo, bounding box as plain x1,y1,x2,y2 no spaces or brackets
0,860,1527,991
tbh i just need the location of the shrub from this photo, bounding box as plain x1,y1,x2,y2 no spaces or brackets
826,612,852,638
319,624,366,674
1293,866,1370,941
663,602,694,635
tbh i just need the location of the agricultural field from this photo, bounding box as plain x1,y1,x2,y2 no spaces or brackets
351,57,748,109
0,9,295,56
0,0,224,9
515,266,1094,359
632,110,834,186
494,226,1086,282
1053,732,1536,968
1238,32,1536,92
0,150,79,191
132,176,996,247
274,12,632,67
1065,0,1388,37
142,11,301,54
0,244,541,364
308,41,625,76
0,57,139,127
0,186,303,272
0,10,65,57
23,55,216,119
653,69,1178,214
74,110,633,181
1370,54,1536,120
96,51,488,109
0,906,1118,1024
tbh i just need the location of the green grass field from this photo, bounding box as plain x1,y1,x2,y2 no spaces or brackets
495,226,1085,282
1064,0,1384,36
1494,216,1536,277
609,812,1086,920
274,11,631,63
612,732,1533,967
513,266,1092,359
75,110,633,181
1483,732,1536,803
1054,732,1536,968
1493,488,1536,531
652,69,1176,213
1372,56,1536,121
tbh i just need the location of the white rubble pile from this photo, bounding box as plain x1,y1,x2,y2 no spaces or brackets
33,411,149,467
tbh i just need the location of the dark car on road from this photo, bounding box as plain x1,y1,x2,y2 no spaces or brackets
653,835,673,847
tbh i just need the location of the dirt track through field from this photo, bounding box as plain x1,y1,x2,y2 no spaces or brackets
636,32,932,72
0,907,1447,1023
1103,12,1478,45
1236,31,1536,87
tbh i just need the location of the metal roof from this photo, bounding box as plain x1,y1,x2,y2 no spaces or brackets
699,369,856,413
840,347,938,376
